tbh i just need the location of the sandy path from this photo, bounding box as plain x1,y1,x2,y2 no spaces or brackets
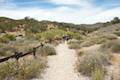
39,42,80,80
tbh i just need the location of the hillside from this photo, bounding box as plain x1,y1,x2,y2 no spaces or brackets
0,17,105,33
0,17,120,80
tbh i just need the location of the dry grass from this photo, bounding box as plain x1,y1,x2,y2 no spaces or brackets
0,43,29,56
114,31,120,36
38,44,56,56
0,39,56,80
0,40,42,56
67,39,81,49
101,40,120,53
77,51,109,76
0,55,46,80
0,34,16,43
91,67,105,80
81,33,117,47
77,49,84,56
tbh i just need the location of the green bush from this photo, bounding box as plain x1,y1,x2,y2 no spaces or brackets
25,30,36,40
0,45,16,56
38,44,56,56
36,29,82,42
67,39,81,49
66,31,82,40
91,68,104,80
36,29,64,42
0,34,16,43
0,36,9,43
111,17,120,24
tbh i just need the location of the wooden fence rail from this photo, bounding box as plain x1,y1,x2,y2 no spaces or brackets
0,43,44,63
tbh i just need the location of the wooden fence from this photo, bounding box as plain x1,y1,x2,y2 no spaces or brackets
0,35,71,63
0,43,44,63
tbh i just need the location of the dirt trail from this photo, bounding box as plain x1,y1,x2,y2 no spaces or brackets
37,42,81,80
41,43,80,80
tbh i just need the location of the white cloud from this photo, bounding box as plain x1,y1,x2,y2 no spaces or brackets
48,0,93,9
49,0,82,5
0,0,120,24
88,7,120,23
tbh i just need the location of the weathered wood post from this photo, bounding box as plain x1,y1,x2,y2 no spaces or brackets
14,52,22,75
41,42,44,47
33,48,37,59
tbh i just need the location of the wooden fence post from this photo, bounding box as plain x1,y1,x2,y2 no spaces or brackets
33,48,37,59
14,52,22,75
41,43,44,47
0,43,44,63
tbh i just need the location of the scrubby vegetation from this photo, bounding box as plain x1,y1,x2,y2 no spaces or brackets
91,67,104,80
101,40,120,53
114,31,120,36
0,56,46,80
38,44,56,56
67,39,82,49
36,29,81,42
0,40,37,56
80,34,117,47
0,16,120,80
77,51,109,76
0,39,55,80
0,34,16,43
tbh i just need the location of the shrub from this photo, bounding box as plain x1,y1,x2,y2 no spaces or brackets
112,45,120,53
91,67,105,80
77,49,84,56
77,52,109,76
101,40,120,53
0,43,19,56
101,34,117,40
25,31,36,40
38,44,56,56
66,31,82,40
0,40,40,56
0,57,46,80
67,39,81,49
4,34,16,41
81,36,107,47
114,31,120,36
111,17,120,24
81,34,117,47
0,45,16,56
0,34,16,43
36,29,82,42
36,29,65,42
0,36,9,43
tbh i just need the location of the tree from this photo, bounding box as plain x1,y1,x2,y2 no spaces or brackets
111,17,120,24
24,16,31,20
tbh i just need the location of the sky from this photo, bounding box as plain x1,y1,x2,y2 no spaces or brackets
0,0,120,24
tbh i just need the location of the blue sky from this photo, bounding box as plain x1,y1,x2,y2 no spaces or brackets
12,0,58,8
0,0,120,24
